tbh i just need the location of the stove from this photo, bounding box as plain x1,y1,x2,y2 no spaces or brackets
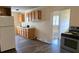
61,26,79,53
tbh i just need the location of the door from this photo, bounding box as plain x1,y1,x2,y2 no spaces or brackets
0,16,14,26
52,9,70,40
52,15,60,39
0,27,15,51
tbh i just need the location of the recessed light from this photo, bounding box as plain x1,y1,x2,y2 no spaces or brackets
16,9,19,11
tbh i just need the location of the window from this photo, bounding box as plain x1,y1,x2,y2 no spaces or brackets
53,15,59,26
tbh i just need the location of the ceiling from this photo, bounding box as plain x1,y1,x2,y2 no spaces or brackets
11,6,39,12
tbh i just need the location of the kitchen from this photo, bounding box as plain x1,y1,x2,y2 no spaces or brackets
0,6,79,53
0,6,53,53
13,8,41,40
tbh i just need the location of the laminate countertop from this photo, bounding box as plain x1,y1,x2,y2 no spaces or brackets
16,26,35,29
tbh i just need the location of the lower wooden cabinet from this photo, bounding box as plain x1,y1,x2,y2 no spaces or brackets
22,29,27,38
16,27,19,35
27,28,35,39
16,27,35,39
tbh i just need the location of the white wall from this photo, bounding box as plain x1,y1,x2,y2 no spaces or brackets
52,11,60,39
70,7,79,26
12,12,25,27
59,9,70,33
12,12,20,26
52,9,70,39
29,7,79,43
12,6,79,43
52,11,60,33
24,7,52,43
0,17,15,51
50,6,79,27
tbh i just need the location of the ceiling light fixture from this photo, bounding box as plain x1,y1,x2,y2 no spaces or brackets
16,9,19,11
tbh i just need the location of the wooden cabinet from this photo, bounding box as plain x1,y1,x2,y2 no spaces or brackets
0,7,11,16
26,12,32,22
18,13,25,23
26,10,41,21
28,12,31,21
35,10,41,20
27,28,35,39
23,29,27,38
16,27,19,35
16,27,35,39
31,11,35,21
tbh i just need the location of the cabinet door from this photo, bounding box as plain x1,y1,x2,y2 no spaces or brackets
23,29,25,37
21,14,25,22
21,29,23,36
28,13,30,21
19,28,21,35
28,28,35,39
38,10,41,19
18,13,24,23
26,13,28,22
35,10,41,20
16,27,18,35
26,10,41,21
25,29,28,38
35,10,38,20
31,11,35,21
28,12,32,21
30,12,32,21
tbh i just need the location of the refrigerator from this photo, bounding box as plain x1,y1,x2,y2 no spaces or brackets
0,16,15,52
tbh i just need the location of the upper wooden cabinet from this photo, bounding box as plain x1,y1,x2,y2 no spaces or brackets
26,10,42,21
28,12,32,21
0,7,11,16
35,10,41,20
18,13,25,23
31,11,35,21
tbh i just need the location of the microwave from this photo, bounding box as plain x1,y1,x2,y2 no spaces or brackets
61,36,79,53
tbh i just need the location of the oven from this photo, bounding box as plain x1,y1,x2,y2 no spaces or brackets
61,36,79,53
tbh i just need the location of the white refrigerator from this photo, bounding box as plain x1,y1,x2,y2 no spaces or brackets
0,16,15,52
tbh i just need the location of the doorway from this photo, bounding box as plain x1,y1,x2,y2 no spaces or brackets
52,15,60,39
52,9,70,40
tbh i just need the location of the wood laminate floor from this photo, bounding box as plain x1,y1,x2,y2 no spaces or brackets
1,35,60,53
15,35,60,53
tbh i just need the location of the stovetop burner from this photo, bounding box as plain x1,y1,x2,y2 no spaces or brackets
61,26,79,40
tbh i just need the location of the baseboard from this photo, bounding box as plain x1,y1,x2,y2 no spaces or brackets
0,48,16,53
37,38,51,44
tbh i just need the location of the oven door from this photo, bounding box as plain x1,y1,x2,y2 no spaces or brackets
61,36,79,53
